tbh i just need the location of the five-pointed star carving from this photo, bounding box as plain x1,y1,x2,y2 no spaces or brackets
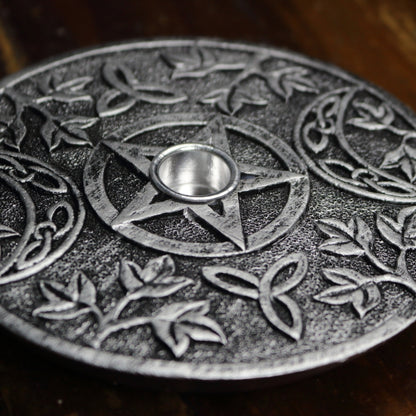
104,117,304,251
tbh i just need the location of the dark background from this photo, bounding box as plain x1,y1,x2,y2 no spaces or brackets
1,0,416,415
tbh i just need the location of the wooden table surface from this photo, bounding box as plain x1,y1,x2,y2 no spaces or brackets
1,0,416,415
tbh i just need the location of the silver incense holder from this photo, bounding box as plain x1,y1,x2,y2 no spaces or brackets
0,39,415,389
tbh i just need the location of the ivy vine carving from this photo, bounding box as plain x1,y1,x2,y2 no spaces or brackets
162,45,318,115
348,100,416,183
315,207,416,317
0,75,97,152
34,255,226,358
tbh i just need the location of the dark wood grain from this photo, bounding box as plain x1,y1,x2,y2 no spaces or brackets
0,0,416,414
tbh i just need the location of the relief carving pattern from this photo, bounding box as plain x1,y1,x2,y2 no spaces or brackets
315,208,416,317
34,255,226,358
203,253,308,340
2,42,415,364
0,75,97,152
162,45,318,115
295,87,416,202
0,151,84,284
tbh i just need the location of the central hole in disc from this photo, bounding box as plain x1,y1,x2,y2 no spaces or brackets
150,143,239,202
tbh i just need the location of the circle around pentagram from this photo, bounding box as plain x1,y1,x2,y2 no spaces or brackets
84,113,310,257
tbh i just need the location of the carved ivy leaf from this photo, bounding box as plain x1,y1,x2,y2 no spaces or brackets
54,76,93,93
398,206,416,247
162,46,247,80
348,101,394,130
258,253,308,340
265,67,317,101
380,134,416,183
376,213,403,249
152,300,226,358
119,256,193,298
354,282,382,318
314,268,381,318
141,255,175,283
317,217,372,256
200,87,267,115
320,267,367,286
380,145,405,170
40,119,59,151
61,116,98,130
33,272,97,320
3,105,27,151
96,89,136,117
39,280,72,303
32,303,90,321
34,281,80,320
0,224,20,240
131,83,186,105
400,157,416,183
136,275,193,298
354,217,373,247
97,62,187,117
0,224,20,261
119,259,143,292
36,75,93,103
39,116,96,151
56,125,92,147
162,46,217,79
202,266,260,300
199,89,228,111
376,206,416,249
74,272,97,305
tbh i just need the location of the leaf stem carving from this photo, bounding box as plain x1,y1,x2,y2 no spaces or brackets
363,245,396,275
92,316,153,348
369,273,416,293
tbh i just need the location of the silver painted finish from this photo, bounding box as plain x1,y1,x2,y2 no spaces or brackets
84,113,309,257
0,39,415,389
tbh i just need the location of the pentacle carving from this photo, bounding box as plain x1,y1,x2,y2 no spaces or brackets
0,151,84,284
294,87,416,203
34,255,226,358
84,114,309,257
